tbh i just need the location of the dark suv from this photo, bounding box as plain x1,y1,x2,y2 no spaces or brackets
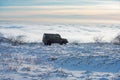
42,33,68,45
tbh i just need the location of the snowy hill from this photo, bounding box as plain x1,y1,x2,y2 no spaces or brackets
0,43,120,80
0,23,120,80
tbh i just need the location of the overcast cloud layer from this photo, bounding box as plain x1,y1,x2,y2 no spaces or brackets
0,0,120,23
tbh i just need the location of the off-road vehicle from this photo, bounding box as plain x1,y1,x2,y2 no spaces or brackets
42,33,68,45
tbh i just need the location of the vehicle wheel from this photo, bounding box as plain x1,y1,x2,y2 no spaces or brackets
48,42,51,45
60,42,63,45
47,41,51,45
64,43,66,44
44,42,47,45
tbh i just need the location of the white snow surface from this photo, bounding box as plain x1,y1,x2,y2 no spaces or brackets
0,23,120,80
0,43,120,80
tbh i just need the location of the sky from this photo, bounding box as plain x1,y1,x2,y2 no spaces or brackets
0,0,120,24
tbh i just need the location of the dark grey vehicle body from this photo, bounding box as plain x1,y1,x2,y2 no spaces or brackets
42,33,68,45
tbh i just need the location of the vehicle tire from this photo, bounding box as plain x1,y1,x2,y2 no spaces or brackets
47,41,51,45
60,42,63,45
44,42,47,45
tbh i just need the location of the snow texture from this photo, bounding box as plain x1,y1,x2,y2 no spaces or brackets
0,43,120,80
0,23,120,80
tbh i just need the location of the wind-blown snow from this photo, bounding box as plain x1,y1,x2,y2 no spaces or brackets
0,22,120,43
0,43,120,80
0,22,120,80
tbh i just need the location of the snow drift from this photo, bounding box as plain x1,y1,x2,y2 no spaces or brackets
0,22,120,80
0,43,120,80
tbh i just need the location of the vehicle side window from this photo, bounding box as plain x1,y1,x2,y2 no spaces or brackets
56,35,60,38
43,35,45,38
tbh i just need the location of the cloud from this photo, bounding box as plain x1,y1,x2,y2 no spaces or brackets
0,0,120,23
0,6,120,16
0,0,120,6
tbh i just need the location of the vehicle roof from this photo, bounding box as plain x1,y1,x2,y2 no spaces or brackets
44,33,60,36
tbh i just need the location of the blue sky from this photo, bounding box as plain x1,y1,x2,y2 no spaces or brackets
0,0,105,6
0,0,120,23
